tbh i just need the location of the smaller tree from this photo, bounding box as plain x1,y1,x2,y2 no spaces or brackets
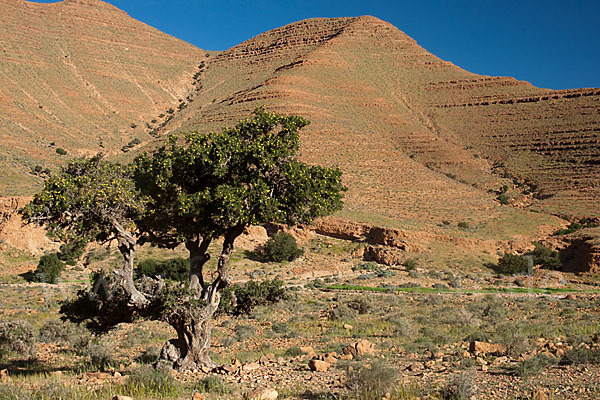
21,155,149,312
32,253,64,283
496,253,531,275
262,232,303,262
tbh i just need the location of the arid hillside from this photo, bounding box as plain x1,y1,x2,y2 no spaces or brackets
1,6,599,269
0,0,206,195
162,15,599,222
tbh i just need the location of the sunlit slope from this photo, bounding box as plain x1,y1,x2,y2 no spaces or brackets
0,0,205,195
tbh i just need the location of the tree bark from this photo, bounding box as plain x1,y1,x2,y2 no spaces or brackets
186,236,211,295
111,219,149,308
158,225,246,371
159,296,220,371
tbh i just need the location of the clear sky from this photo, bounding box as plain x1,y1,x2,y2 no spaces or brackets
31,0,600,90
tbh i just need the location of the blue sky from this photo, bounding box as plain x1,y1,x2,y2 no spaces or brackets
32,0,600,90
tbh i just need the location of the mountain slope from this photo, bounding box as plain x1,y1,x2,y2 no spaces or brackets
161,16,599,229
0,0,206,195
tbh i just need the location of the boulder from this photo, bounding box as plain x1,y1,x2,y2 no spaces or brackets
299,346,316,357
191,393,205,400
469,341,505,355
244,387,278,400
343,339,376,358
308,359,331,372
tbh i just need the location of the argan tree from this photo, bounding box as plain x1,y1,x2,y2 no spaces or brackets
20,155,149,308
132,108,345,369
26,109,345,371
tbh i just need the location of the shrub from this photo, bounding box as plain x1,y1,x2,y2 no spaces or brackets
328,304,358,321
58,240,86,265
497,194,509,205
55,147,67,155
130,123,137,129
561,348,600,365
513,353,557,377
440,371,478,400
86,342,116,370
39,319,81,344
403,258,418,271
496,253,530,275
346,361,398,399
530,242,562,270
0,320,37,360
124,364,179,396
457,222,469,229
194,375,230,395
346,297,372,314
135,257,189,281
218,279,288,316
262,232,303,262
32,253,65,283
284,345,303,357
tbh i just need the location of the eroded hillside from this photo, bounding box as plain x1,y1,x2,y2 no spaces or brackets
0,0,206,195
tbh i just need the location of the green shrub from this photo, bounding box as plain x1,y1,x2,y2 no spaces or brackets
86,342,116,370
346,361,398,399
135,257,189,281
0,320,37,360
32,253,65,283
124,365,179,396
58,240,86,265
403,258,418,271
530,242,561,270
328,304,358,321
218,279,288,316
496,253,530,275
262,232,303,262
561,348,600,365
347,297,372,314
497,194,509,205
55,147,67,155
193,375,230,395
457,222,470,229
39,319,82,344
440,371,478,400
513,353,557,377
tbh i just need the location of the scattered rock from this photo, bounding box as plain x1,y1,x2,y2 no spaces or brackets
340,353,353,360
343,323,354,330
299,346,316,357
244,387,278,400
323,354,338,364
343,339,375,358
112,396,134,400
308,359,331,372
191,393,205,400
491,356,508,366
0,369,8,381
469,341,505,355
243,362,261,372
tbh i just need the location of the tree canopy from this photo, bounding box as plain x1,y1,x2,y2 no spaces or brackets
22,108,346,370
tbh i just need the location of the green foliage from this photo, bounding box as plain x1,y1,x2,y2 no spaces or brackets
403,258,418,271
218,279,288,316
21,155,145,245
86,342,116,370
55,147,67,155
193,376,231,395
0,320,37,360
58,240,86,265
496,253,531,275
561,347,600,365
497,193,509,205
440,371,478,400
134,107,345,246
123,365,179,396
457,221,470,229
513,353,557,377
262,232,303,262
135,257,189,281
346,361,398,400
32,252,65,283
530,242,562,270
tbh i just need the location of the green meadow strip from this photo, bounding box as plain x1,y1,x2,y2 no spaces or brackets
325,284,600,295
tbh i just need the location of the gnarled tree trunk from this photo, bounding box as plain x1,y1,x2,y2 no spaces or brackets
158,225,245,371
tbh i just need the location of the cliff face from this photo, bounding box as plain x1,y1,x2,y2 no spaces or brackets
0,0,205,196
